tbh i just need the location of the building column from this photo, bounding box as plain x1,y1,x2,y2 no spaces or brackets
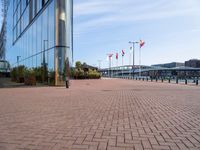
55,0,72,86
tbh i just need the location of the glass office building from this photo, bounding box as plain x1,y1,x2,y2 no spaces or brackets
5,0,73,86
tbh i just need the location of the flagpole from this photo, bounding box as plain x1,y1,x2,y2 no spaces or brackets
109,57,111,77
116,53,118,67
108,56,110,77
129,48,131,77
122,55,124,78
111,57,113,78
139,47,141,77
129,41,139,78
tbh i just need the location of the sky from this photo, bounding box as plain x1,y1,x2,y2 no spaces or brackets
0,0,200,68
73,0,200,68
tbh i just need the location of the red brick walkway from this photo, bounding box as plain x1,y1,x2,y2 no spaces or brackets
0,79,200,150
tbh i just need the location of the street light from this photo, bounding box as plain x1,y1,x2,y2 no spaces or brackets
17,56,21,68
98,60,102,70
17,56,21,64
43,40,48,83
129,41,139,78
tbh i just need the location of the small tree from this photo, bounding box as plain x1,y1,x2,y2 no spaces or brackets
76,61,82,69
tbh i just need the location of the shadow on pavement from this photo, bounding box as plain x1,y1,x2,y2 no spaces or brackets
0,78,49,88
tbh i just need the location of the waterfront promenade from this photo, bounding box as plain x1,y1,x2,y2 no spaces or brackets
0,79,200,150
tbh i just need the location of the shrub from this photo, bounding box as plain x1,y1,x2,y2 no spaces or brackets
70,68,75,78
33,67,43,83
10,67,17,82
88,69,101,79
49,70,55,86
71,61,101,79
74,68,85,79
33,66,48,83
17,65,26,83
24,69,36,86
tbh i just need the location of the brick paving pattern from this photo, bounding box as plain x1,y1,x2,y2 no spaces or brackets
0,79,200,150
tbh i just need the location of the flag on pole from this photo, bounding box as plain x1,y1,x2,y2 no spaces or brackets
107,54,113,61
140,40,145,48
116,53,118,60
122,49,125,56
108,54,113,59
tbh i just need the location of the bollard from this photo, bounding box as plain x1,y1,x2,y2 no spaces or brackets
185,79,187,85
151,78,153,82
143,78,144,81
168,78,171,83
176,78,178,84
156,78,158,82
161,78,164,82
196,79,198,85
147,78,148,81
66,80,69,88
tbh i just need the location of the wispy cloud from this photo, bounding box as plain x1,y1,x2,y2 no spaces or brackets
74,0,200,36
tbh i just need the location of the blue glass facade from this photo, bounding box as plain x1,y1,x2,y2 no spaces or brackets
5,0,73,85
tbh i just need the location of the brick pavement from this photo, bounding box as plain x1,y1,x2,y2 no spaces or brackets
0,79,200,150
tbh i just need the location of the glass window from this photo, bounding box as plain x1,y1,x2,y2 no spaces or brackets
37,0,42,13
21,0,26,13
48,1,55,48
13,0,17,13
24,6,29,28
48,48,54,71
36,15,42,67
14,12,17,26
17,5,20,21
29,0,33,22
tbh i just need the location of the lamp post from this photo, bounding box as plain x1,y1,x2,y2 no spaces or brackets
129,41,139,78
17,56,21,67
17,56,21,82
107,54,113,77
43,40,48,83
98,60,102,70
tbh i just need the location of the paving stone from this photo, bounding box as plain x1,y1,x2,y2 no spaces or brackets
0,79,200,150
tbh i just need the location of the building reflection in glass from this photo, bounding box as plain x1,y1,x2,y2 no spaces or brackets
6,0,73,86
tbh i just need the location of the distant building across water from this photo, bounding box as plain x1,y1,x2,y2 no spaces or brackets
100,60,200,78
152,62,184,68
185,59,200,68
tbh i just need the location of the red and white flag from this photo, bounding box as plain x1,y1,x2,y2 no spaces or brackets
107,54,113,61
140,40,145,48
116,53,118,60
122,49,125,56
108,54,113,59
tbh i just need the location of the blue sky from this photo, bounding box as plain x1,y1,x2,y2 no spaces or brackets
74,0,200,68
0,0,200,68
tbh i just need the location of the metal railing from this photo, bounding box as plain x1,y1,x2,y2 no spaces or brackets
105,76,200,86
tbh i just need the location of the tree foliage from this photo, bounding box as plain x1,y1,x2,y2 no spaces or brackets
72,61,101,79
